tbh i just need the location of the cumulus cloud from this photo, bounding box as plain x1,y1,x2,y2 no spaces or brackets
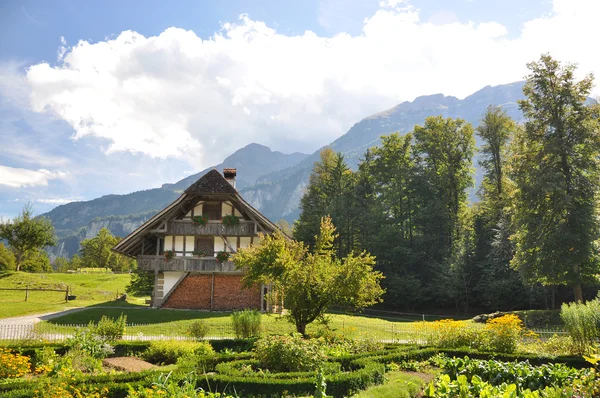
0,165,68,188
25,0,600,170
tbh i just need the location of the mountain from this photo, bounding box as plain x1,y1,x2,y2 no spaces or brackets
44,81,530,259
240,81,527,221
42,143,309,259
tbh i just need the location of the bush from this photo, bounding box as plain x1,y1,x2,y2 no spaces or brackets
65,328,114,359
414,319,486,349
143,340,214,365
561,298,600,354
231,310,261,338
0,348,31,378
187,320,209,340
65,347,103,374
90,314,127,342
484,314,525,353
254,333,327,372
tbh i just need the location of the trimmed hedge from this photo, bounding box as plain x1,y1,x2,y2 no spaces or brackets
214,359,342,379
197,359,385,398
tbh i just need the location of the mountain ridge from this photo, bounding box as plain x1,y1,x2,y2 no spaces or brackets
43,81,529,258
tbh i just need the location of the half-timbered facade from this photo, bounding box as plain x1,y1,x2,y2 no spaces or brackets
113,168,279,310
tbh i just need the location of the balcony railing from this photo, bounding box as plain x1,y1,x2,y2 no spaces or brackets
166,220,256,236
137,255,238,272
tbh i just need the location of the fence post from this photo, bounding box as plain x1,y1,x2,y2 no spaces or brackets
65,287,69,303
25,286,28,302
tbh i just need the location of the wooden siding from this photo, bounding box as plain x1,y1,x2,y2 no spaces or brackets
167,220,256,236
137,255,237,272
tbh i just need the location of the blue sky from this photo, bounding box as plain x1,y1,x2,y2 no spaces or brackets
0,0,596,219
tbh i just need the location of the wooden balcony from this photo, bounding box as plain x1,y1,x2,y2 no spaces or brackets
166,220,256,236
137,255,238,272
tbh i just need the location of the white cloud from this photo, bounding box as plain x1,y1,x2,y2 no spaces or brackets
0,165,68,188
24,0,600,170
36,197,79,205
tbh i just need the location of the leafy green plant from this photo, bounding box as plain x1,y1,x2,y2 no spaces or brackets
89,314,127,342
65,328,114,359
254,333,327,372
187,320,210,340
222,215,240,226
561,298,600,354
143,340,214,365
216,251,230,263
192,215,208,226
231,310,261,338
164,250,175,261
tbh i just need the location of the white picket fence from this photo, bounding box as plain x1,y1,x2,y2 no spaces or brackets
0,322,568,344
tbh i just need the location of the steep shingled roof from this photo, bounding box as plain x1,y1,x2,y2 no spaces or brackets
185,169,237,195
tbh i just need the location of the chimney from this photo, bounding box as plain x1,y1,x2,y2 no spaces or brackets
223,168,237,188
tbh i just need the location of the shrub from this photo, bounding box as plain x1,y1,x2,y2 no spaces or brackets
231,310,261,338
65,347,103,374
188,320,210,340
127,371,235,398
65,328,114,359
414,319,486,349
89,314,127,342
32,346,59,374
484,314,525,353
254,333,327,372
561,298,600,354
144,340,214,365
0,348,31,378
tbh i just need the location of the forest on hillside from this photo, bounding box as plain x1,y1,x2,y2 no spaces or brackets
293,55,600,314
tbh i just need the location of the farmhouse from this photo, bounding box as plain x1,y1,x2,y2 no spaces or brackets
113,168,280,311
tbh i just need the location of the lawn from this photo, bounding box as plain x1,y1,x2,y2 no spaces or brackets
36,307,434,341
0,272,144,319
352,371,427,398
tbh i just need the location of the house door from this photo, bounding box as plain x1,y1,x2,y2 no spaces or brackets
195,237,214,257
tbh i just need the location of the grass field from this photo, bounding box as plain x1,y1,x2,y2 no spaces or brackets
0,272,145,318
34,307,440,341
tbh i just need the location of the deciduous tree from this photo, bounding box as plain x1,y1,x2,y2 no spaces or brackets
0,205,55,272
234,216,384,334
510,54,600,302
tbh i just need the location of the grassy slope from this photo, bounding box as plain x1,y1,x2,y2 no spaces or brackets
0,272,143,318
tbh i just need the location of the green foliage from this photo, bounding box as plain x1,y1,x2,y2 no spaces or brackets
235,217,384,334
215,251,230,263
191,215,208,226
188,320,210,340
295,149,357,258
126,269,154,296
127,371,235,398
0,243,16,271
560,297,600,354
425,355,593,397
19,248,52,273
254,333,328,372
231,310,261,338
89,314,127,342
80,227,133,272
65,328,114,359
53,256,71,272
0,204,56,272
510,54,600,301
143,340,214,365
221,214,240,226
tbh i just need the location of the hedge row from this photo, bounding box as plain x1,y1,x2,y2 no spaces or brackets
196,359,385,398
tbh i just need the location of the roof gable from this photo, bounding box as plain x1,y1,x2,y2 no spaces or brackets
185,169,237,195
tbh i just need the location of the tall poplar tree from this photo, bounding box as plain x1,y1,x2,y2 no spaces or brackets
510,54,600,302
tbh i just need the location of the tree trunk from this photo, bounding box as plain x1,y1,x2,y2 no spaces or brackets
573,282,583,303
15,253,22,272
296,322,307,336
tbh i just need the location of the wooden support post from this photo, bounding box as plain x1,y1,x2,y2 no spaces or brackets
25,286,28,302
65,288,69,303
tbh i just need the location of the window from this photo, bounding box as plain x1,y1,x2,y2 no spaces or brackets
202,202,221,220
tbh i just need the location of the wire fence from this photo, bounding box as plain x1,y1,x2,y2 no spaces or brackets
0,321,569,345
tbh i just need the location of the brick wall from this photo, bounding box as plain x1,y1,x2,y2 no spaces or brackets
162,273,261,311
213,274,261,311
